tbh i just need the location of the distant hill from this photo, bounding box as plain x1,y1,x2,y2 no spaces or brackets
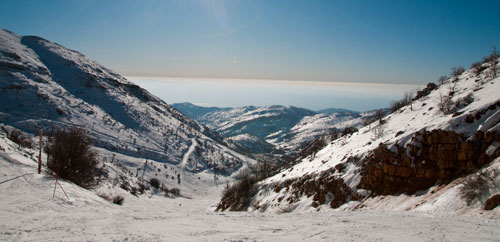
172,102,360,156
171,102,231,120
316,107,360,115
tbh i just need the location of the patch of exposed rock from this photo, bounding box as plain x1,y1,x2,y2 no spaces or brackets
359,130,500,195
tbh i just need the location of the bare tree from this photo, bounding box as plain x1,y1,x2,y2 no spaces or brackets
447,75,458,96
373,123,384,139
374,109,386,125
438,91,455,115
451,66,465,82
403,90,415,111
486,46,499,79
438,75,448,86
470,62,483,76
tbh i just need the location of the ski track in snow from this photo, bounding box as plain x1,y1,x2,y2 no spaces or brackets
181,138,197,171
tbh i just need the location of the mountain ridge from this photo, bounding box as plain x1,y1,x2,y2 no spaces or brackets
0,28,252,175
172,102,362,156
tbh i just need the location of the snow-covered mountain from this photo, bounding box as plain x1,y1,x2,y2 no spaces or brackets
172,103,360,155
218,57,500,215
316,107,360,115
0,28,253,175
266,109,363,152
171,102,231,120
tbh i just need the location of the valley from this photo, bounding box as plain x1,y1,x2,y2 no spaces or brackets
172,102,366,159
1,137,498,241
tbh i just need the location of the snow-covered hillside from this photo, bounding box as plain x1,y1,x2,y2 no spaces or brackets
267,110,364,152
173,103,360,155
171,102,230,120
2,127,499,241
196,105,317,139
0,28,253,175
219,57,500,216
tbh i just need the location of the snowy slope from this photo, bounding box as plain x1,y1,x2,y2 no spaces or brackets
224,133,283,158
267,110,363,152
241,60,500,215
2,128,499,241
0,28,253,175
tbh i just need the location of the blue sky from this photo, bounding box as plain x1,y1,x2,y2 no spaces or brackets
1,0,500,110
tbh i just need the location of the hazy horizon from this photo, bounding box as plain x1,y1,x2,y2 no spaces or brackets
128,76,420,112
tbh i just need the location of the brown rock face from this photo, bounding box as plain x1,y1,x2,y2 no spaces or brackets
359,130,500,195
247,130,499,212
484,194,500,210
253,165,358,211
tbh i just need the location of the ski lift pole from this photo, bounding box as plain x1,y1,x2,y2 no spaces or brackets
38,129,43,174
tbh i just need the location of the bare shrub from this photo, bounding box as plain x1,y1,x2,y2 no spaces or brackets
373,124,384,139
451,66,465,81
447,78,458,96
389,90,415,113
363,116,376,126
98,193,124,205
130,186,138,196
252,161,278,181
461,169,498,205
113,195,124,205
169,187,180,196
404,90,415,110
341,126,358,136
470,62,485,76
233,167,252,180
374,109,386,124
45,127,100,189
454,93,474,110
483,46,499,79
138,181,148,193
98,193,111,201
217,172,259,211
438,92,473,115
294,137,328,162
438,93,455,115
150,177,160,189
7,129,33,148
390,99,406,113
438,75,448,86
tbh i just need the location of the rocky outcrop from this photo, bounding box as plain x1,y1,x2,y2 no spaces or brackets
253,164,360,211
414,82,437,100
227,129,500,212
359,130,500,195
484,194,500,210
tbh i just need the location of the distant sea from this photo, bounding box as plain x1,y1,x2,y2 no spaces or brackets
128,77,421,112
